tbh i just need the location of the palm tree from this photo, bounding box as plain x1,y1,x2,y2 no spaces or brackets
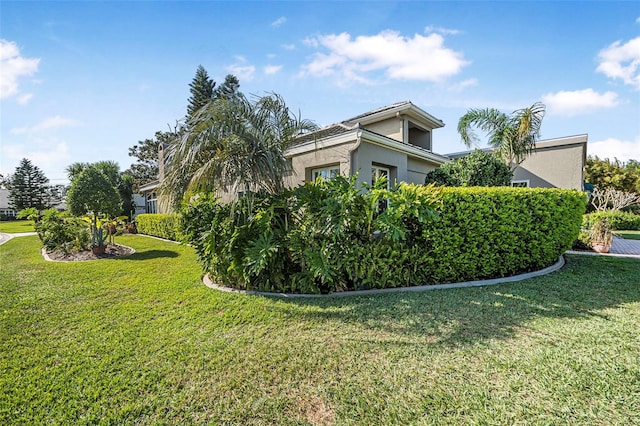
457,102,546,171
160,93,317,210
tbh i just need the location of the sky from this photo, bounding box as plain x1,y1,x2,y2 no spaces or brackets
1,1,639,185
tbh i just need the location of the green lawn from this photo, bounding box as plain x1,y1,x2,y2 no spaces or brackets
615,230,640,240
1,235,639,425
0,220,34,233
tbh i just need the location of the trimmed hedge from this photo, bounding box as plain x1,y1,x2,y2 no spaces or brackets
183,180,586,294
583,211,640,230
135,214,183,241
421,187,586,283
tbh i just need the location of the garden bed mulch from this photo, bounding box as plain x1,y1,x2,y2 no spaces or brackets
42,243,135,262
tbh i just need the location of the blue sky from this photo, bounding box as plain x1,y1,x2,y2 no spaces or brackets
2,1,639,184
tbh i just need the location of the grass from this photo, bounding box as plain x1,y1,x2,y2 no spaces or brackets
615,230,640,240
0,220,34,233
1,235,639,425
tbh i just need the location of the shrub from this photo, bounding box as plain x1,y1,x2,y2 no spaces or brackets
184,180,586,294
582,211,640,230
36,209,90,253
136,213,183,241
425,150,513,187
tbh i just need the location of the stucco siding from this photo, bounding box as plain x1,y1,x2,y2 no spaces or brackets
285,140,357,187
363,117,403,142
407,157,439,184
513,143,585,190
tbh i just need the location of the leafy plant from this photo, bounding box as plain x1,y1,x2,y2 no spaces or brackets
36,209,90,253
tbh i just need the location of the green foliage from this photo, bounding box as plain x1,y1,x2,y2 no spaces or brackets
135,213,183,241
457,102,546,170
126,130,180,190
161,92,317,210
187,65,217,118
35,209,90,253
426,150,513,186
583,211,640,230
184,179,585,294
585,156,639,193
67,165,122,247
7,158,51,211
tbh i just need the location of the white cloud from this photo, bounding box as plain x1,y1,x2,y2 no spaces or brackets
596,36,640,90
271,16,287,28
16,93,34,105
0,39,40,99
11,115,79,135
542,89,619,116
589,136,640,162
448,78,478,92
424,25,461,36
301,30,469,84
281,43,296,51
264,65,282,75
1,140,70,179
226,64,255,81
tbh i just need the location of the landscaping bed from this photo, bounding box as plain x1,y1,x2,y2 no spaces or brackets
43,242,134,262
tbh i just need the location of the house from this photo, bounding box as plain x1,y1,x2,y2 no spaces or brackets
0,189,17,219
446,134,588,190
282,101,450,191
140,101,587,211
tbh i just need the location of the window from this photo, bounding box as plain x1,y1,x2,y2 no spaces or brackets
371,166,390,189
511,180,530,188
312,166,340,181
146,192,158,214
372,165,391,212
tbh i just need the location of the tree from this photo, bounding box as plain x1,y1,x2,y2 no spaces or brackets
214,74,241,101
187,65,216,118
457,102,546,171
160,93,317,210
126,130,180,189
585,156,639,194
7,158,51,211
425,150,513,186
66,161,134,219
66,165,121,247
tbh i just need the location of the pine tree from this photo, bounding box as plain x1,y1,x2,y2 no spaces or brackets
8,158,51,211
187,65,216,118
214,74,240,101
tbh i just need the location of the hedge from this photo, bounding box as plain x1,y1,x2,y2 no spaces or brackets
182,179,586,294
135,214,183,241
582,211,640,230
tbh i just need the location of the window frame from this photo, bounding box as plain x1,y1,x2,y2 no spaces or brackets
311,165,341,181
511,180,530,188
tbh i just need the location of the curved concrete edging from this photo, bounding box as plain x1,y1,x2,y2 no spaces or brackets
202,255,566,298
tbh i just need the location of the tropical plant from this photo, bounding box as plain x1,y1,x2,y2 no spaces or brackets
457,102,546,171
35,209,90,253
160,93,317,211
66,165,121,248
590,187,640,212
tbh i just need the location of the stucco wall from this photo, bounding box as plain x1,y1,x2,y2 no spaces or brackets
285,140,357,187
407,157,439,184
512,143,585,190
363,117,403,142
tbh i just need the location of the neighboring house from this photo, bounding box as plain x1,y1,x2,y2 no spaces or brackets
0,189,17,219
447,134,588,190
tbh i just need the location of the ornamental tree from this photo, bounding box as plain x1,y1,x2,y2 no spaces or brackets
66,165,121,247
